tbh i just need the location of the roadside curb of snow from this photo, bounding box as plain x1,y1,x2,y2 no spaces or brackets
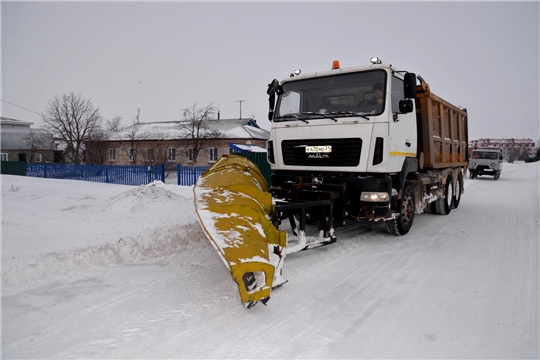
2,221,209,288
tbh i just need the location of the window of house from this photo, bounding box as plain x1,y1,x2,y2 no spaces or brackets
209,147,218,162
167,147,176,162
109,148,116,161
188,147,194,162
129,148,136,162
34,153,42,163
147,148,154,161
1,153,7,161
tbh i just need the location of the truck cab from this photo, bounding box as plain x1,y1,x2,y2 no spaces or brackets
267,59,418,176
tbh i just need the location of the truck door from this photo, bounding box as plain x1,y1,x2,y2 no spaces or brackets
389,75,417,162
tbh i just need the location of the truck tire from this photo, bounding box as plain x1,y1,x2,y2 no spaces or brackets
453,173,463,209
431,174,453,215
494,172,500,180
385,181,415,236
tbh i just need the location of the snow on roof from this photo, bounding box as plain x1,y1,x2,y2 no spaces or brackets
1,117,34,128
108,118,269,141
228,142,267,153
1,127,55,150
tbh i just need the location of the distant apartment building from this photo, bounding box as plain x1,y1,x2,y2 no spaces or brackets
469,138,536,161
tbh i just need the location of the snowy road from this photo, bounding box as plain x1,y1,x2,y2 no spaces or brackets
2,162,539,358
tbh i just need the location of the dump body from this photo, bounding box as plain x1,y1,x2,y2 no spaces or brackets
415,80,469,170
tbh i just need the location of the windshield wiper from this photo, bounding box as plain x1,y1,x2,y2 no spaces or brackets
329,111,370,120
273,114,308,123
300,112,338,122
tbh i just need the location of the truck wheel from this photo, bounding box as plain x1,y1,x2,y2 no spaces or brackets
453,173,463,209
469,171,474,179
385,182,415,236
494,172,500,180
431,174,453,215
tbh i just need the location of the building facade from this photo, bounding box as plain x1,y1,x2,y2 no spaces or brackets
85,118,269,167
469,138,537,161
1,117,56,163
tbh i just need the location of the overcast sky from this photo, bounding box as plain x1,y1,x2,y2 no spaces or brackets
2,1,539,141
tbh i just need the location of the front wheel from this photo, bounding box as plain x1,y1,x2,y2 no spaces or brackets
385,182,415,236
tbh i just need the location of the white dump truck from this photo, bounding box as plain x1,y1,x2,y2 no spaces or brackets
266,57,469,236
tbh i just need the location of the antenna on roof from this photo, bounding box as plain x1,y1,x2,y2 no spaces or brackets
234,99,250,119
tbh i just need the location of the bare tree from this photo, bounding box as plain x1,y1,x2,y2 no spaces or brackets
84,125,109,164
23,129,54,163
123,117,149,165
178,102,222,165
106,115,123,133
40,92,102,164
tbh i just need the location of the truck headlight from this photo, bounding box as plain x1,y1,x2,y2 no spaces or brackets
491,163,495,168
360,192,389,202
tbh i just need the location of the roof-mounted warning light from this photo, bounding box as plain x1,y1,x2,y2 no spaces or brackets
370,57,382,64
332,60,340,70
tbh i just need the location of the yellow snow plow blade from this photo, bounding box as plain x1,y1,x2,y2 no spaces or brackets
193,155,287,307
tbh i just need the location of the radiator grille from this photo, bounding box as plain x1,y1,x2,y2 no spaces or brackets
281,138,362,167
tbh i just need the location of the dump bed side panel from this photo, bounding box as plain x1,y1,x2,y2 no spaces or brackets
415,83,469,169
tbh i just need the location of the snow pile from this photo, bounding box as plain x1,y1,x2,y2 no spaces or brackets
1,177,208,288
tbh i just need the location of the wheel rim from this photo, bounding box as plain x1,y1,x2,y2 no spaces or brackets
402,192,414,223
446,180,453,208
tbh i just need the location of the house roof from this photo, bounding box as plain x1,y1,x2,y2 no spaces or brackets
228,142,267,153
1,127,55,150
1,117,34,128
108,118,269,141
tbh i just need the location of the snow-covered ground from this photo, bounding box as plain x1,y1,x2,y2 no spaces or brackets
2,162,539,359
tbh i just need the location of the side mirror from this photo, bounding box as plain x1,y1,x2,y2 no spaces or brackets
404,72,417,99
399,99,414,114
267,79,282,121
267,79,281,95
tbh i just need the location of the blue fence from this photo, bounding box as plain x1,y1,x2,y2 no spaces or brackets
177,165,209,186
26,163,165,186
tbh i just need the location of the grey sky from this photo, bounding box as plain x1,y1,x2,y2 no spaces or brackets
2,1,539,141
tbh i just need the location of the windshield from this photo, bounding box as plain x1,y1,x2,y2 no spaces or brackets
274,70,387,122
471,151,499,160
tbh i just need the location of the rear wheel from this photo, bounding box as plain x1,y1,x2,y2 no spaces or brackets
385,182,415,236
453,173,463,208
431,174,453,215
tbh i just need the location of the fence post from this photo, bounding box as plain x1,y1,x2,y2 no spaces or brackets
106,166,109,183
177,164,181,185
44,164,47,178
160,164,165,182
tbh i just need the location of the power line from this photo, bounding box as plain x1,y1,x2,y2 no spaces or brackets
1,99,41,115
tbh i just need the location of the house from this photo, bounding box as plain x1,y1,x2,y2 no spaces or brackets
85,118,269,167
0,117,55,163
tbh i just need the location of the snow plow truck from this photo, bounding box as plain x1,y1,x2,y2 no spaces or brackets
194,58,469,308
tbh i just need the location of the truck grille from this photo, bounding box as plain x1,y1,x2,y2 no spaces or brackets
281,138,362,167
